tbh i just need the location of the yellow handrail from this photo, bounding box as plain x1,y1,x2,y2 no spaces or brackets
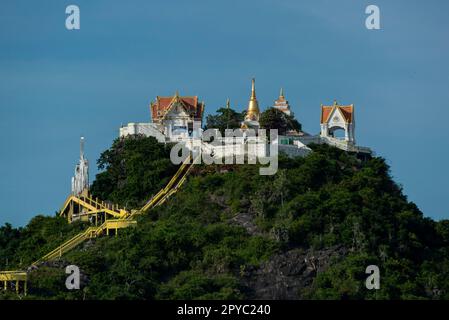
0,151,199,296
16,153,196,270
137,155,193,214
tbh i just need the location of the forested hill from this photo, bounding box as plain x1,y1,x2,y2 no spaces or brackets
1,136,449,300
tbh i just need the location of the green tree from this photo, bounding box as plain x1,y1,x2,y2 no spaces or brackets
90,135,177,209
205,107,244,135
259,108,302,135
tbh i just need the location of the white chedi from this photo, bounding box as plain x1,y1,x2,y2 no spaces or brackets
71,137,89,195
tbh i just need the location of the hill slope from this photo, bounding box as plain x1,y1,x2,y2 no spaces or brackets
1,136,449,300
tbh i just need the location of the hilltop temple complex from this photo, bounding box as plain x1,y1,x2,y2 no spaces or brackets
0,78,373,295
119,78,371,157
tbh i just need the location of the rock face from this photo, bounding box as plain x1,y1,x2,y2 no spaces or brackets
242,245,347,299
229,212,262,236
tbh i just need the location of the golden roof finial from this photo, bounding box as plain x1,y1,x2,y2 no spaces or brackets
280,87,284,98
251,78,256,100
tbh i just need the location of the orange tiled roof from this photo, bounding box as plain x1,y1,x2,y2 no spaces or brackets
150,95,203,122
320,106,333,123
320,104,354,124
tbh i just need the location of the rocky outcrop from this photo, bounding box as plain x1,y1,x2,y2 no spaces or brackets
242,245,347,299
229,212,262,236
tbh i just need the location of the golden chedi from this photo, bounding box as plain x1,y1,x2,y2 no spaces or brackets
241,78,260,129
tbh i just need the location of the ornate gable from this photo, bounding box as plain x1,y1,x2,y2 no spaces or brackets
150,92,204,123
321,101,354,124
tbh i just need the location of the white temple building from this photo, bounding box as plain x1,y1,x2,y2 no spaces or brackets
119,79,371,159
320,100,355,144
120,91,204,143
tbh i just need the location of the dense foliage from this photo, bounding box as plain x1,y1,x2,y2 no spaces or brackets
1,136,449,300
0,217,85,270
259,108,302,135
205,106,302,136
204,107,244,135
90,135,177,209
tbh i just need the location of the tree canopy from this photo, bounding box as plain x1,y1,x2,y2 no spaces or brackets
259,108,302,135
204,107,244,135
90,135,177,209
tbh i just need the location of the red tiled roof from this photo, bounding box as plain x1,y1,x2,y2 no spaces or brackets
320,106,333,124
150,95,203,122
338,106,353,123
320,104,354,124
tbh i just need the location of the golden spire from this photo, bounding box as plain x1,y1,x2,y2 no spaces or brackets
280,87,284,98
251,78,256,99
246,78,260,121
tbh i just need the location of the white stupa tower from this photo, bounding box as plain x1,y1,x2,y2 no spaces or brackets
71,136,89,196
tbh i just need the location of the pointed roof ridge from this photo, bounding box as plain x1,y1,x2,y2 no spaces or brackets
160,91,189,120
321,101,354,124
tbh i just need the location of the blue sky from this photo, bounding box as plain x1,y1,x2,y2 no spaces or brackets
0,0,448,226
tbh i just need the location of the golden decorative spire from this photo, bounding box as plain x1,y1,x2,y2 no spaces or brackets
280,87,284,98
251,78,256,99
246,78,260,121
